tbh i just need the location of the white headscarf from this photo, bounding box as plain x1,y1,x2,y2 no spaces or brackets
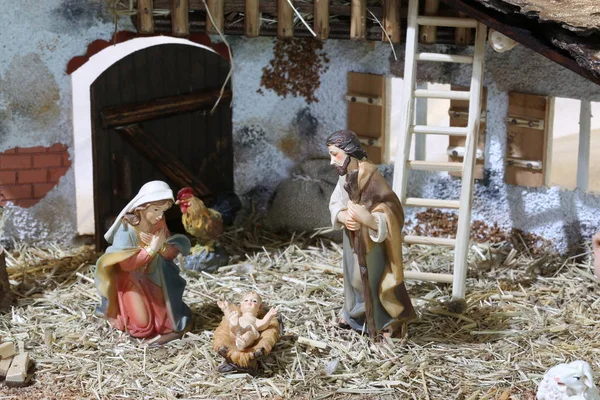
104,180,175,244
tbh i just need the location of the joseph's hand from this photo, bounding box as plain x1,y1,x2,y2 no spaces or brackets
347,201,378,231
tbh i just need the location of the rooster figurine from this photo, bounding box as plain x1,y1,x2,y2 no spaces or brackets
176,187,242,271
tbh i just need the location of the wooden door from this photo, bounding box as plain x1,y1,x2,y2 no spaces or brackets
91,44,232,249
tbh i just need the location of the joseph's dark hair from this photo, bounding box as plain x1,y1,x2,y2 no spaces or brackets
326,130,367,160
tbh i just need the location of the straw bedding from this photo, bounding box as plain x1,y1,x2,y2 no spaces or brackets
0,219,599,399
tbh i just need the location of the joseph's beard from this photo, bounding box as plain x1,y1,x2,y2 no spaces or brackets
334,156,352,176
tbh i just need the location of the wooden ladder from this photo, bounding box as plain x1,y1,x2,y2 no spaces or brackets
392,0,487,300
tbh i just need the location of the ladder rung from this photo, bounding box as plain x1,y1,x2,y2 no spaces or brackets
404,270,454,283
416,53,474,64
417,16,478,28
414,89,471,100
411,125,468,136
404,235,457,247
407,160,463,172
405,198,461,209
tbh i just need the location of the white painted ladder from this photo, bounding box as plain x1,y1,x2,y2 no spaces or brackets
392,0,487,300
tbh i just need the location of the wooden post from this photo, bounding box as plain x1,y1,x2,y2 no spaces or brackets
383,0,401,43
171,0,190,37
414,82,428,161
245,0,261,37
577,100,592,190
350,0,366,41
116,125,213,198
137,0,155,34
206,0,225,34
420,0,439,44
0,247,14,312
314,0,330,40
278,0,294,38
455,12,472,45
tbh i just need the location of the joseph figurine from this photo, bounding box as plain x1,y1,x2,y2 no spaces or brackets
327,130,416,338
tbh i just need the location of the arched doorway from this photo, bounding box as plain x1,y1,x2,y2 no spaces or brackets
88,42,232,248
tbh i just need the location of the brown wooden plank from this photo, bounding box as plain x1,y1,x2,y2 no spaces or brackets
101,89,232,128
505,92,548,187
383,0,401,43
347,72,385,163
116,125,212,198
420,0,439,44
454,11,472,45
350,0,366,40
171,0,190,36
440,0,600,86
314,0,330,40
138,0,155,34
278,0,294,38
448,85,487,179
0,248,14,311
245,0,261,37
206,0,225,34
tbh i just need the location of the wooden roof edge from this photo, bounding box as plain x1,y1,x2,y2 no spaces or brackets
441,0,600,86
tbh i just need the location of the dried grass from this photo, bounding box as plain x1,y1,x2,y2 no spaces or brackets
1,219,599,399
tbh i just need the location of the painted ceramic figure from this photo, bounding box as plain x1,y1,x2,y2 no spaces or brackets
213,292,280,374
95,181,192,345
592,232,600,279
327,130,416,339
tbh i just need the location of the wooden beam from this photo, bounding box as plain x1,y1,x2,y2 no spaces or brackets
116,125,212,198
206,0,225,34
278,0,294,38
577,100,592,190
420,0,439,44
440,0,600,86
138,0,155,34
454,11,472,45
101,89,232,129
314,0,330,40
245,0,260,37
383,0,401,43
171,0,190,37
350,0,366,40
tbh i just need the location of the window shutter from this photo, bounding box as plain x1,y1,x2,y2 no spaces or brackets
447,85,487,179
505,92,552,188
346,72,386,164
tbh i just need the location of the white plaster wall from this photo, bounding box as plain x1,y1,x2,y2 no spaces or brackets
0,0,131,244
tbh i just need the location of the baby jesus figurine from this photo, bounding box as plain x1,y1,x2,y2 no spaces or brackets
217,292,278,351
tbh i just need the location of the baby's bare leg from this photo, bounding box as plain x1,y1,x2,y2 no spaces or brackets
235,330,260,350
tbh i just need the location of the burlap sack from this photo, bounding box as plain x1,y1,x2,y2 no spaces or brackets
265,159,342,241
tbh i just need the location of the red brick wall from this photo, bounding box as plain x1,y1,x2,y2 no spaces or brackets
0,144,71,208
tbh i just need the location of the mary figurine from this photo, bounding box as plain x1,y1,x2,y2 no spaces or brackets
94,181,192,344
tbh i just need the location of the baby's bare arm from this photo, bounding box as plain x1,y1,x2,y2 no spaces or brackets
255,308,278,331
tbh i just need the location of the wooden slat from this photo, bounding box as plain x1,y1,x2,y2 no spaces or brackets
412,125,468,136
383,0,401,43
454,12,472,45
448,85,487,179
116,125,212,198
138,0,154,34
405,197,461,209
314,0,330,40
101,89,232,128
416,53,474,63
404,235,457,246
420,0,439,44
505,92,548,188
206,0,225,34
171,0,190,36
278,0,294,38
245,0,261,37
350,0,366,40
417,16,477,28
414,89,471,100
404,270,454,283
407,160,463,172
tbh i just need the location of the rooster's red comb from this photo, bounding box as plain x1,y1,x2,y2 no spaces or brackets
177,187,194,199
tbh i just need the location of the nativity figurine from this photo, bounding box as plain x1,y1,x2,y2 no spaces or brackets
592,232,600,279
213,292,280,375
536,360,599,400
327,129,417,340
94,180,192,345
